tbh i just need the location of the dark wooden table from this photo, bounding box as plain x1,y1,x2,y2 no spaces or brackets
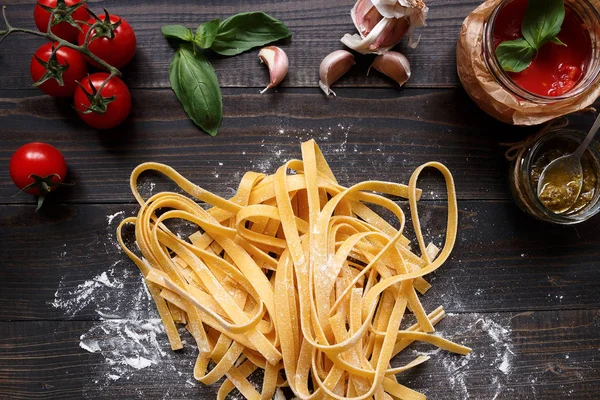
1,0,599,399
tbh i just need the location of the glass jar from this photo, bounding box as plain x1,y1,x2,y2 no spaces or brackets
509,128,600,224
483,0,600,103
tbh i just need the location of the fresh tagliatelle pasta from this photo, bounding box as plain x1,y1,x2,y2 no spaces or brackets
116,140,471,400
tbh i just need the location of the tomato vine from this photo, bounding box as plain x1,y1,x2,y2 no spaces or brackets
0,2,122,101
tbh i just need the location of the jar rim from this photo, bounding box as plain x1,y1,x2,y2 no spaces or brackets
519,128,600,224
483,0,600,103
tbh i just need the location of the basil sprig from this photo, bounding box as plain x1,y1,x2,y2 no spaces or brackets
195,19,220,49
162,12,292,136
495,0,566,73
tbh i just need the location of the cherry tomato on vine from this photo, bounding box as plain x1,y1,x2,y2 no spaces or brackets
30,42,87,97
74,73,131,129
78,14,136,69
10,143,69,210
34,0,89,43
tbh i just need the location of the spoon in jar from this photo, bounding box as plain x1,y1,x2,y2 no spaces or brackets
537,114,600,214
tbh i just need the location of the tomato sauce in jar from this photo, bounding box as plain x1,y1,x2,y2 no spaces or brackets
493,0,592,97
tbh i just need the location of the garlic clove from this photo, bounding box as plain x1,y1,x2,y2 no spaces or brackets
369,51,411,86
319,50,356,96
343,0,429,54
352,0,383,37
372,0,429,49
258,46,289,94
369,17,409,50
341,18,395,55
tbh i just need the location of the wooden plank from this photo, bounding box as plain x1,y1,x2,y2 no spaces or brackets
0,86,571,203
0,310,598,399
0,0,478,90
2,88,598,204
1,202,598,321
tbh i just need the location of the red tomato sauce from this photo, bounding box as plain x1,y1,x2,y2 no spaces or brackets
493,0,592,97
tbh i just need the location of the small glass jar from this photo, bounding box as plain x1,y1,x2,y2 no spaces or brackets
509,128,600,224
483,0,600,104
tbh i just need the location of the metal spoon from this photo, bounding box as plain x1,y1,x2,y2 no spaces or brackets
537,114,600,214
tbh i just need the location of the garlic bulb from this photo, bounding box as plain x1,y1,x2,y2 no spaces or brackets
258,46,289,94
342,0,428,55
319,50,356,96
369,51,411,86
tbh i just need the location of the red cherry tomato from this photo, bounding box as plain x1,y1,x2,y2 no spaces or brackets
74,73,131,129
78,14,136,69
34,0,89,43
30,42,87,97
9,142,68,196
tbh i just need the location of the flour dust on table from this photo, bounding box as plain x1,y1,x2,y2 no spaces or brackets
79,320,196,384
247,122,410,186
50,261,154,318
51,210,153,318
405,314,516,400
49,210,195,392
248,123,354,175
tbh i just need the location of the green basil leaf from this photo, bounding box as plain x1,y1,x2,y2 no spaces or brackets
162,25,194,42
522,0,565,50
169,46,223,136
550,36,567,46
496,38,536,73
211,12,292,56
195,19,221,49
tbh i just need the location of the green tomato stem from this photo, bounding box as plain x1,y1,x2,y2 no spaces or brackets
0,5,122,103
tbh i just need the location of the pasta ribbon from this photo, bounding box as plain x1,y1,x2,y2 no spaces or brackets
117,140,470,399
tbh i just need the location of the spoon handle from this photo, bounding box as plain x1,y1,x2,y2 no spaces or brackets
574,113,600,159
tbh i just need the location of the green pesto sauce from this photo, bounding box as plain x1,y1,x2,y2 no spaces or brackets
531,148,597,214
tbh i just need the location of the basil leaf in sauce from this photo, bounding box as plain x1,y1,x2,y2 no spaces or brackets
195,19,220,49
161,25,194,42
496,38,536,73
522,0,565,50
550,36,567,47
169,46,223,136
210,12,292,56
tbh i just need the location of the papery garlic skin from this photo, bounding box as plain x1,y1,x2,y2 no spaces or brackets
258,46,289,94
343,0,428,55
319,50,356,96
369,51,411,86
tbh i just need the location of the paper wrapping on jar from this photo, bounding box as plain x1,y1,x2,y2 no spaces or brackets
456,0,600,126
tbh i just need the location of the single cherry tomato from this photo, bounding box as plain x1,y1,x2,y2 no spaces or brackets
34,0,89,43
30,42,87,97
78,14,136,69
10,143,69,210
74,73,131,129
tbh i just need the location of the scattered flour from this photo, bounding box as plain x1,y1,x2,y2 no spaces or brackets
51,211,201,397
106,211,124,225
499,351,511,374
420,314,514,400
50,260,153,319
78,319,196,383
52,257,170,386
250,123,358,176
79,340,101,353
51,210,156,319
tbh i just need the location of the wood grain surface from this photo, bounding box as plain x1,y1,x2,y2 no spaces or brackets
1,0,599,399
1,88,598,204
1,310,598,399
